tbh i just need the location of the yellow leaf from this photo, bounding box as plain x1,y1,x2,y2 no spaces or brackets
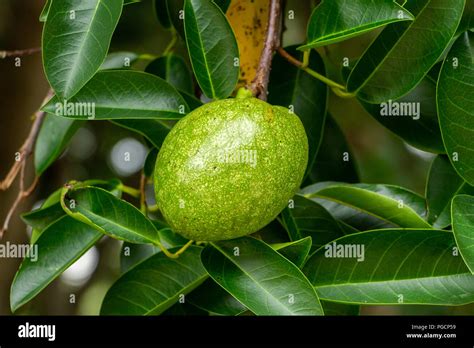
226,0,270,89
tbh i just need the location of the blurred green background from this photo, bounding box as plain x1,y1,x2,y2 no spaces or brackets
0,0,471,316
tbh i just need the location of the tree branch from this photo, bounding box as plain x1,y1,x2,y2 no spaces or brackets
0,90,52,239
249,0,282,101
0,47,41,59
277,47,356,98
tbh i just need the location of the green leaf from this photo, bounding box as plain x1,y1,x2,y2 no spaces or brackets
347,0,465,103
166,0,185,38
268,46,328,181
24,179,122,243
21,202,65,233
65,186,160,244
39,0,52,22
321,301,360,316
179,90,203,110
145,54,194,94
144,148,159,177
426,156,474,228
154,0,172,29
42,0,124,99
438,31,474,186
184,0,239,99
304,229,474,305
34,114,84,175
188,278,247,315
42,71,188,120
162,302,208,315
303,115,359,185
201,237,324,315
281,195,346,250
272,237,313,268
302,182,430,228
452,195,474,274
10,216,102,312
100,51,139,70
300,0,414,49
359,74,444,154
120,243,160,273
101,246,207,315
111,119,171,149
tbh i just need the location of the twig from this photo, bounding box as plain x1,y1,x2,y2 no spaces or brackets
277,47,356,98
249,0,282,100
0,47,41,59
0,90,52,191
0,90,52,239
139,173,146,213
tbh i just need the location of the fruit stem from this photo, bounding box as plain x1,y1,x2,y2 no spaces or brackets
163,29,178,56
147,204,160,213
302,49,310,68
119,184,141,198
158,240,194,259
236,87,254,99
277,47,356,98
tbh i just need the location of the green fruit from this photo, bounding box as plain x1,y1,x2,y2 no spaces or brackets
154,97,308,241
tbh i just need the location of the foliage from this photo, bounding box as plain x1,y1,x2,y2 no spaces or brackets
9,0,474,316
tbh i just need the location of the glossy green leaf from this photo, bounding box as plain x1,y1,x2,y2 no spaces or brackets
426,156,474,228
438,31,474,186
154,0,172,28
100,51,139,70
272,237,313,268
179,90,203,110
321,301,360,316
302,182,430,228
24,179,122,244
457,1,474,34
21,202,65,233
281,195,346,249
10,216,102,312
111,119,171,149
34,114,84,175
162,302,208,315
309,198,395,231
42,0,124,99
201,237,324,315
452,195,474,274
268,46,328,181
166,0,185,38
188,279,247,316
42,71,188,120
304,116,359,185
359,74,444,154
145,54,194,93
304,229,474,305
184,0,239,99
65,186,160,244
101,246,207,315
347,0,465,103
120,243,160,273
300,0,414,49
